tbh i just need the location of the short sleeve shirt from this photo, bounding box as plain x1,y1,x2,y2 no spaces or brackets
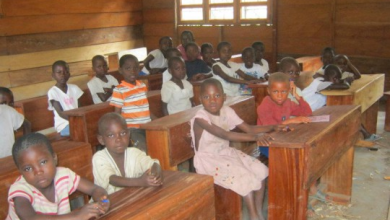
161,80,194,114
141,49,167,74
87,75,119,104
0,105,24,158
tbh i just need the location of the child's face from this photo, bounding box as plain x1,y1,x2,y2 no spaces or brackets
186,45,199,61
335,57,348,72
181,33,193,47
218,45,232,62
52,64,70,85
17,144,57,192
242,50,255,68
160,38,173,52
200,84,226,115
93,59,108,77
253,45,264,62
283,64,300,80
268,81,290,106
201,47,214,62
98,120,130,155
321,51,334,66
169,60,186,80
120,59,139,84
0,93,14,107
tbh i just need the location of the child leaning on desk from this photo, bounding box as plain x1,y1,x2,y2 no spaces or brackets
93,113,162,195
191,78,279,220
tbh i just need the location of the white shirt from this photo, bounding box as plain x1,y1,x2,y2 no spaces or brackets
141,49,167,75
0,105,24,158
258,59,269,76
240,63,267,79
302,77,332,111
47,84,83,133
212,61,241,97
87,75,119,104
161,80,194,114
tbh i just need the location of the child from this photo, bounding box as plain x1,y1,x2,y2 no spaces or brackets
279,57,303,104
257,72,312,157
251,41,269,76
201,43,216,68
93,113,162,195
87,55,119,104
313,47,335,78
162,57,194,116
239,47,267,95
185,42,212,81
110,55,153,153
140,36,172,75
162,48,187,83
177,31,201,61
0,87,31,158
212,42,260,97
191,78,277,220
334,54,361,80
48,60,83,136
7,133,109,219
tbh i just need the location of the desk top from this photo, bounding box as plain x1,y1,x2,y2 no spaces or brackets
247,81,268,88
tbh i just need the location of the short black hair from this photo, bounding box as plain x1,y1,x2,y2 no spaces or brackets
0,87,12,96
200,78,224,94
185,42,199,52
119,54,139,68
334,54,349,62
159,36,172,45
324,64,342,79
181,31,195,41
268,72,290,87
168,56,184,69
12,133,54,167
201,43,213,53
252,41,265,49
321,47,335,56
279,57,299,72
52,60,68,73
241,47,255,57
98,112,128,135
165,48,181,58
217,41,231,52
92,55,105,66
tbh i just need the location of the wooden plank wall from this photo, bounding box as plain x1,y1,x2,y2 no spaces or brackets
0,0,144,101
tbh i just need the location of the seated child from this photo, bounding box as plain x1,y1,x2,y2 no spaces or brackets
212,42,260,97
162,57,194,116
251,41,269,77
140,36,172,75
177,31,202,61
279,57,303,104
48,60,83,136
201,43,216,68
93,113,162,195
162,48,187,83
313,47,335,78
257,72,312,157
0,87,31,158
7,133,109,219
239,47,267,95
191,78,277,220
185,42,212,81
334,54,361,81
110,55,153,152
87,55,119,104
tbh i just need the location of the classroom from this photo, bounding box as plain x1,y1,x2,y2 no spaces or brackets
0,0,389,219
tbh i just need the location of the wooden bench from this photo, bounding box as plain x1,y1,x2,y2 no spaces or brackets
0,140,93,219
268,105,361,220
384,91,390,131
63,90,163,152
99,171,215,219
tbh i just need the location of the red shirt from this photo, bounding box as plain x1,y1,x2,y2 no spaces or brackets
257,96,312,125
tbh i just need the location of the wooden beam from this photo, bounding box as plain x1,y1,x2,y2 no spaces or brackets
0,39,144,72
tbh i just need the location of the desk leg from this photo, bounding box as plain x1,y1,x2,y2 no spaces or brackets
214,185,241,220
321,147,354,205
145,130,177,171
268,148,308,220
362,101,379,134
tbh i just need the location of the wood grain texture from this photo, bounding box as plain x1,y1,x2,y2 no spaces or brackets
143,23,175,37
0,72,10,87
214,185,241,220
385,92,390,132
248,82,269,108
0,37,6,55
142,0,175,9
336,3,390,23
143,8,175,23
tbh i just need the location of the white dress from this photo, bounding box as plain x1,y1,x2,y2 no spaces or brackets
141,49,167,75
0,105,24,158
161,80,194,114
212,62,241,97
302,77,332,111
87,75,119,104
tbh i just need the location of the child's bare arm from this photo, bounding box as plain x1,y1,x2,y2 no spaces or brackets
143,55,155,71
149,163,163,184
236,122,276,134
236,69,259,81
213,65,248,85
347,61,361,79
162,102,169,116
97,90,113,102
109,167,162,187
50,100,68,120
22,119,31,135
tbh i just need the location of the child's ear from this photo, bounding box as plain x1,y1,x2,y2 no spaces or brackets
223,93,227,101
97,135,105,146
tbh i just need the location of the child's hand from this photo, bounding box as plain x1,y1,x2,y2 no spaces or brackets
246,80,260,85
344,77,354,85
149,163,164,185
192,73,204,81
290,82,301,100
103,87,113,94
77,202,105,219
98,195,110,214
141,169,163,186
274,124,294,132
256,133,274,146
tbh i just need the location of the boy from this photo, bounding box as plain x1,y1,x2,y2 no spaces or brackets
314,47,335,78
279,57,303,104
185,42,212,81
238,47,267,95
87,55,119,104
140,36,172,75
110,55,154,152
334,54,361,81
200,43,216,68
0,87,31,158
93,113,162,195
251,41,269,75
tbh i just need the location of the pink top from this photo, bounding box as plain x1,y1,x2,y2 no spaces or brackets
177,44,202,61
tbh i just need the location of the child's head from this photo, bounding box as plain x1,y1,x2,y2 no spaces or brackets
92,55,108,78
241,47,255,69
201,43,214,62
52,60,70,85
216,41,232,62
200,79,226,115
321,47,335,66
0,87,14,107
251,41,265,62
334,54,349,73
159,36,173,53
267,72,290,106
12,133,57,191
185,42,200,61
280,57,300,81
165,48,182,60
168,57,186,80
324,64,342,83
180,31,195,47
97,113,130,155
119,54,139,84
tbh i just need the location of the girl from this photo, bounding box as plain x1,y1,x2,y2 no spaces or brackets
7,133,109,219
201,43,216,68
48,60,83,136
161,57,194,115
140,36,172,75
212,42,261,97
251,41,269,75
191,78,276,220
177,31,201,61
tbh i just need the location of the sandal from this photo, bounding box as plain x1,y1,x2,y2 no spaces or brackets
309,189,329,203
365,134,382,142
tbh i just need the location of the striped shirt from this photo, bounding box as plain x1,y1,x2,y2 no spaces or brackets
7,167,80,219
110,80,151,128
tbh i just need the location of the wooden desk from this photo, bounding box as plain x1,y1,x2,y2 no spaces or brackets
248,82,268,107
64,91,162,152
321,74,384,134
268,105,361,220
99,171,215,220
191,80,203,106
296,56,322,72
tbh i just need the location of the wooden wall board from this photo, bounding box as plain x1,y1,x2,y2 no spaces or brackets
335,4,390,23
335,23,390,39
143,23,175,37
142,0,174,9
0,72,10,87
278,37,331,55
278,0,330,5
143,9,175,23
5,26,143,55
0,11,143,36
0,39,144,72
0,36,6,56
335,38,390,58
2,0,142,17
177,26,221,39
336,0,389,3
